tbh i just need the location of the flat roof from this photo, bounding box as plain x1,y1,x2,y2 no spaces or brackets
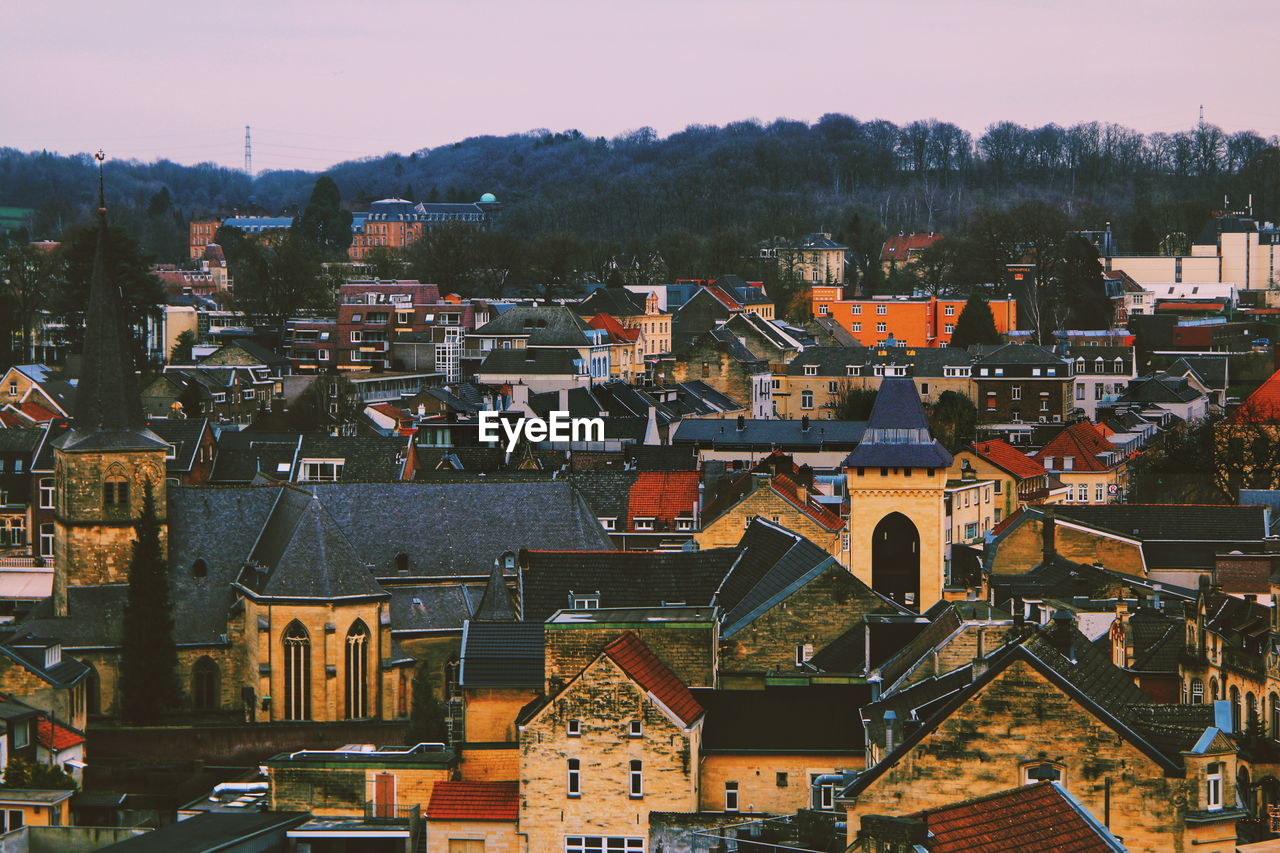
546,606,718,625
0,789,74,803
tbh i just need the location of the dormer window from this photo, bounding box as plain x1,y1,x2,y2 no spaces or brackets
676,517,694,531
846,365,859,376
44,644,61,669
804,365,818,375
633,517,655,531
570,593,599,610
601,517,616,531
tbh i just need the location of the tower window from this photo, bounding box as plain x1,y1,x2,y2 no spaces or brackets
104,475,129,508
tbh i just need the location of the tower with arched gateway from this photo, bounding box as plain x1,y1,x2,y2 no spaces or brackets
844,378,953,611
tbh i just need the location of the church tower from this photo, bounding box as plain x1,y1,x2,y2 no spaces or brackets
53,154,169,615
844,378,953,612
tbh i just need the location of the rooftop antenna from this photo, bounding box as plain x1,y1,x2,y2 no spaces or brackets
1199,104,1204,125
244,125,253,178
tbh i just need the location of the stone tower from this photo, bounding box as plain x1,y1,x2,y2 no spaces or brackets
53,156,169,615
844,378,953,612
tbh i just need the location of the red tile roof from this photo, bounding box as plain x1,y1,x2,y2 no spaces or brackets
627,471,700,530
703,286,744,312
425,781,519,821
604,631,704,726
36,719,85,752
1032,422,1117,472
20,402,59,422
880,232,943,262
771,474,844,531
913,782,1118,853
1233,369,1280,423
586,312,640,343
971,439,1047,480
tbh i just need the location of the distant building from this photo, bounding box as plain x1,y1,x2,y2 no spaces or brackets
880,231,943,274
811,290,1018,348
760,232,847,285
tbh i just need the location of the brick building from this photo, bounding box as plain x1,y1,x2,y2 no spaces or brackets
811,290,1018,348
971,343,1073,438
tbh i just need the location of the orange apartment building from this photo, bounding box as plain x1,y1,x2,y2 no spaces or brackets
811,288,1017,348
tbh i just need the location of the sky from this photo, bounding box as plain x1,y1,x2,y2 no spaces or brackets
5,0,1279,173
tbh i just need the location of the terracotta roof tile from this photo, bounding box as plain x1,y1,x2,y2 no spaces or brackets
770,474,844,531
704,286,744,312
880,232,943,262
1234,369,1280,423
626,471,700,530
36,719,85,751
586,312,640,343
604,631,703,726
914,782,1118,853
1032,422,1116,472
425,781,519,821
971,439,1047,480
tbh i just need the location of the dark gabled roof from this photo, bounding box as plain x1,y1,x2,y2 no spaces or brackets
521,548,738,621
578,288,645,317
1052,504,1268,540
297,434,406,482
0,427,44,453
694,685,869,752
973,343,1067,366
1118,374,1203,404
246,488,386,600
474,304,592,346
810,618,931,674
460,621,544,688
672,418,865,448
627,445,698,472
208,432,300,484
0,633,90,687
704,328,766,366
478,348,581,376
877,605,964,689
201,338,289,369
1167,356,1228,388
843,378,952,468
145,417,208,473
671,381,743,415
566,470,637,518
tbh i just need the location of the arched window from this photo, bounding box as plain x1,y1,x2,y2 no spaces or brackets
394,553,409,573
345,620,370,719
192,558,208,579
85,665,101,717
104,473,130,509
1231,686,1241,732
1247,692,1258,732
1210,678,1219,701
1022,761,1065,786
283,621,311,721
192,656,220,710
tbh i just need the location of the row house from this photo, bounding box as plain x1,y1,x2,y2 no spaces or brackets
1067,345,1137,420
972,343,1074,439
140,365,278,424
470,305,611,391
0,365,73,428
810,290,1018,348
776,345,973,418
584,313,646,383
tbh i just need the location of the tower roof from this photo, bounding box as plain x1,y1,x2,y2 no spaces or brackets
61,156,165,453
843,378,952,468
472,561,517,621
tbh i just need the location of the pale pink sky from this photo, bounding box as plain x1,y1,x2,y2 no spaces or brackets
6,0,1278,172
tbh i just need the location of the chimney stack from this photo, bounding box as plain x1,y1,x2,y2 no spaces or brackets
1052,609,1075,660
883,710,899,754
736,415,746,432
801,415,810,432
1041,508,1057,563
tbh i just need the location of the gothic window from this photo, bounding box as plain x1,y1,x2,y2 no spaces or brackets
85,665,101,716
192,657,220,711
283,621,311,721
104,474,129,508
345,620,370,719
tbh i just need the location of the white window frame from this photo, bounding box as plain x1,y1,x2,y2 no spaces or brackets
567,759,581,798
1206,762,1223,811
629,759,643,798
725,781,739,812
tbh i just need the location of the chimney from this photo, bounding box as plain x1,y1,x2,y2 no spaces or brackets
796,479,809,505
801,414,810,432
1152,583,1162,611
1041,508,1057,563
736,415,746,432
883,710,899,754
972,654,989,681
1012,595,1025,629
1052,609,1076,660
868,674,882,702
558,387,569,412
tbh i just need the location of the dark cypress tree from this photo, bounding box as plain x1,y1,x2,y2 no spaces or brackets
405,662,449,744
294,175,353,258
119,481,181,725
949,293,1002,350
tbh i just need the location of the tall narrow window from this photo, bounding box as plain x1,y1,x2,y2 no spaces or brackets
104,474,129,508
1206,762,1223,811
567,759,581,797
283,621,311,720
725,781,739,812
345,620,370,719
629,760,643,798
192,656,219,711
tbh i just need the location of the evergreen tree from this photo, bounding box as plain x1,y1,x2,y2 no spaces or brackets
169,329,198,365
119,481,181,725
949,293,1002,350
294,175,353,258
405,662,448,744
3,757,77,790
926,391,978,453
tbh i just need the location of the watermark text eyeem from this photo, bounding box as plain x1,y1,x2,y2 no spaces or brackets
478,411,605,452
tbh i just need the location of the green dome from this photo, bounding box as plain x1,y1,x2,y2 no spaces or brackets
480,192,497,203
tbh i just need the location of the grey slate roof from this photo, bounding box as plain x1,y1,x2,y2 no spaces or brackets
1168,356,1228,388
473,305,593,347
478,349,581,376
1118,374,1203,404
0,428,44,453
1052,504,1268,540
694,685,869,752
460,621,545,689
146,417,208,473
787,346,971,377
843,378,953,468
297,434,407,481
473,564,518,621
578,289,646,317
672,418,865,448
245,489,386,600
973,343,1067,366
386,583,485,633
717,523,846,637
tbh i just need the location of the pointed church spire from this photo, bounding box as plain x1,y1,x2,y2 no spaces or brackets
62,152,164,450
473,556,517,621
